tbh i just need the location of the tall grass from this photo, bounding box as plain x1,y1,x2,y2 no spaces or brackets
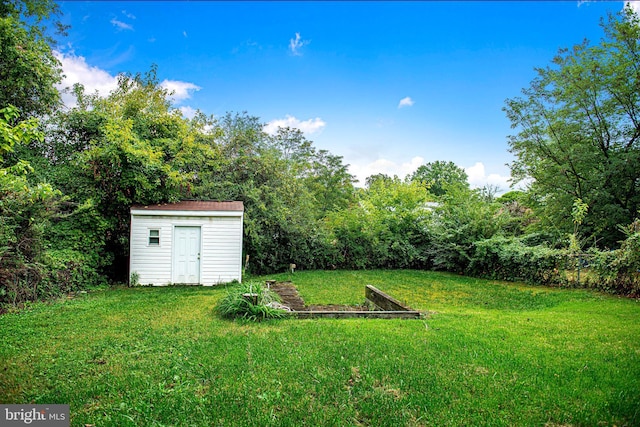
0,270,638,426
215,281,288,321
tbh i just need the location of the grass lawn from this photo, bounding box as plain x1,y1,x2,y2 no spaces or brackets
1,270,639,426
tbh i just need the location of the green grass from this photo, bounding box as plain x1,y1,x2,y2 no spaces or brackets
1,270,639,426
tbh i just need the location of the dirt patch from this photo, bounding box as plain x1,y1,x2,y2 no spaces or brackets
268,281,421,319
269,282,369,312
268,282,306,311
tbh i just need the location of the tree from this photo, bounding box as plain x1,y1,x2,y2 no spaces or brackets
365,173,394,189
0,0,63,117
304,149,355,215
327,177,433,269
495,190,537,237
265,127,357,216
38,69,195,280
427,185,504,272
504,5,640,247
0,105,60,304
409,160,469,197
267,126,314,167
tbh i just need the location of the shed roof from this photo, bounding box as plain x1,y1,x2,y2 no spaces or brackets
131,200,244,212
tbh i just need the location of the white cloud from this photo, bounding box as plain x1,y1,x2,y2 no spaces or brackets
398,97,414,108
160,80,201,103
54,50,118,108
264,115,326,135
625,1,640,15
55,51,202,109
349,156,424,185
465,162,511,192
110,18,133,31
346,155,513,191
179,106,198,119
183,31,188,38
122,10,136,20
289,32,309,56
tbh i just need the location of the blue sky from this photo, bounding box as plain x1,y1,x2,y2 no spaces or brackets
54,1,632,189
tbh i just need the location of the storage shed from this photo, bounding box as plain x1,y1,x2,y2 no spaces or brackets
129,201,244,286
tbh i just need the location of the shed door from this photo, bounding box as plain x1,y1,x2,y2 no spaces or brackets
173,226,201,284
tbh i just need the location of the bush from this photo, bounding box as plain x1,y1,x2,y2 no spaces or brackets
0,248,107,309
426,187,503,273
215,281,289,321
41,249,107,292
326,178,432,270
469,236,565,285
586,220,640,296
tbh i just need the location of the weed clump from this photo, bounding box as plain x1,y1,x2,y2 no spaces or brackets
215,281,289,321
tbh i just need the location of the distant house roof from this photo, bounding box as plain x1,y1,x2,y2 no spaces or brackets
131,200,244,212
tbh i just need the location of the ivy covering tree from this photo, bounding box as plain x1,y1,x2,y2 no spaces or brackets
32,70,193,280
504,5,640,247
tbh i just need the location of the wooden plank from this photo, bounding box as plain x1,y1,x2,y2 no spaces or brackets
365,285,414,311
293,311,421,319
242,293,258,305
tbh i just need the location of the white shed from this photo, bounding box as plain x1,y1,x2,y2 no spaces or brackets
129,200,244,286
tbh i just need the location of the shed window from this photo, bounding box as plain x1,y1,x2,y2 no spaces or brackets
149,229,160,245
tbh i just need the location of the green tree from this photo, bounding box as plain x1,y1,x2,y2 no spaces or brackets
0,105,60,304
267,127,315,167
328,177,433,269
38,69,194,280
365,173,395,188
427,185,504,272
304,149,356,215
409,160,469,197
495,190,538,237
265,127,356,216
0,0,63,117
191,112,338,273
504,5,640,247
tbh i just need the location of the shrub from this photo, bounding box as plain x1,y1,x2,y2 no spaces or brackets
427,187,503,273
586,220,640,296
0,248,107,308
41,249,107,292
326,178,433,270
469,236,565,285
215,281,289,321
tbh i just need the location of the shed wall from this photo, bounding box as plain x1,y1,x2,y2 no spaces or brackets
129,214,243,286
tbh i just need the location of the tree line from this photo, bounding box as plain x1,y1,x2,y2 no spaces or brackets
1,1,639,307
